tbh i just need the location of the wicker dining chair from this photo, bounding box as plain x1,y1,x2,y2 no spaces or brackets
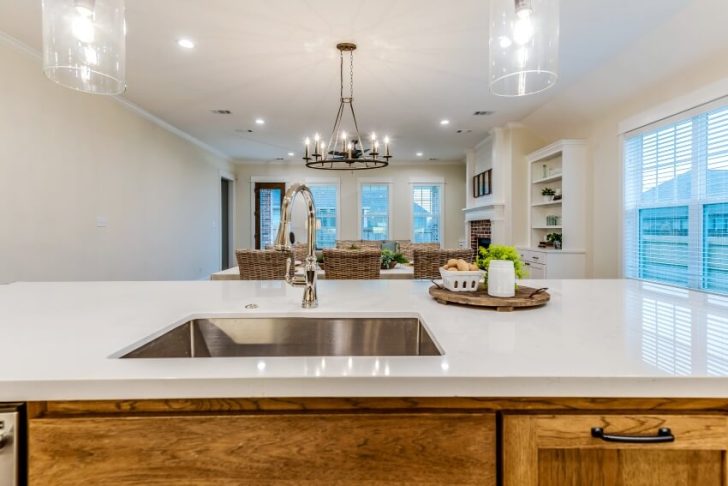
413,248,475,279
335,240,382,250
322,249,381,280
398,241,439,261
235,249,293,280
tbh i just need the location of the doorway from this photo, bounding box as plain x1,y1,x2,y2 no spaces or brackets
254,182,285,249
221,178,231,269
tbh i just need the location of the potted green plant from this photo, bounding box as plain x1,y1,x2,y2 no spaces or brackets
541,187,556,202
546,232,562,250
475,245,528,283
381,249,408,269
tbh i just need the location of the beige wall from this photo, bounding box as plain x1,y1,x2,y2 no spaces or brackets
234,162,466,250
518,1,728,278
0,40,231,283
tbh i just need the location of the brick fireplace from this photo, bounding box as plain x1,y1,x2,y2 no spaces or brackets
469,219,492,253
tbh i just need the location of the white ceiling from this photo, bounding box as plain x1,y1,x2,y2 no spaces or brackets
0,0,691,162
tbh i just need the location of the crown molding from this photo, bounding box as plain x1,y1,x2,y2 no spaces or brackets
0,29,231,162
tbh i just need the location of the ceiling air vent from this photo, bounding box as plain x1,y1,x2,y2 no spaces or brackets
235,129,254,133
473,111,494,116
456,129,473,134
211,109,232,114
428,157,439,161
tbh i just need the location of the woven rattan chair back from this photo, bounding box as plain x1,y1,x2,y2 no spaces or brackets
235,249,292,280
322,248,381,280
413,248,475,279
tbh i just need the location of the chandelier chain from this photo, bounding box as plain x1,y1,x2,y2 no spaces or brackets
349,51,354,99
339,49,344,100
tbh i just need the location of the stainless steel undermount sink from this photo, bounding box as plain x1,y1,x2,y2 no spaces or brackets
120,316,442,358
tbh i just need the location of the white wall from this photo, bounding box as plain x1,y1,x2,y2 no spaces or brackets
0,39,231,283
518,0,728,278
234,162,466,250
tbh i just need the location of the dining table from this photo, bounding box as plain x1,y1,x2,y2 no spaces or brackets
210,264,415,280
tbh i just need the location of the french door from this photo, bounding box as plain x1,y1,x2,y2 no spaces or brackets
254,182,285,249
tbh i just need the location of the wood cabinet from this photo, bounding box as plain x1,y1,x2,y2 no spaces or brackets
29,411,496,486
503,413,728,486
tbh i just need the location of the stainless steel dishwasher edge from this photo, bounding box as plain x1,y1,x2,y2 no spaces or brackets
0,404,24,486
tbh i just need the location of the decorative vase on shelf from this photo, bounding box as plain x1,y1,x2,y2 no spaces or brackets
487,260,516,298
543,195,553,202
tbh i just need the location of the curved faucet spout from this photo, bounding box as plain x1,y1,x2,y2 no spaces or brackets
274,182,318,308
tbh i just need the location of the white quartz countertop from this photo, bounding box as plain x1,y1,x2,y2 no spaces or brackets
2,279,728,401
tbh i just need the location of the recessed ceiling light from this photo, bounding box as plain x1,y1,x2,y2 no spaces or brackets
416,152,423,157
177,38,195,49
287,152,294,157
440,119,450,126
255,118,265,125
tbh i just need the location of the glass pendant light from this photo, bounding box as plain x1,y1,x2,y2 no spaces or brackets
489,0,559,97
42,0,126,95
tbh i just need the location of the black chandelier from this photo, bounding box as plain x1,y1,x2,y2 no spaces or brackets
304,43,392,170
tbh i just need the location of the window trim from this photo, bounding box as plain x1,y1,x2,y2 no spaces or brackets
357,180,393,241
409,181,445,247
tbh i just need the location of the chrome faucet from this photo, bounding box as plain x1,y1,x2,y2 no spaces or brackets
274,183,318,308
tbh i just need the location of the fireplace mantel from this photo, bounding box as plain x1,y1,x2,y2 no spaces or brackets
462,202,505,222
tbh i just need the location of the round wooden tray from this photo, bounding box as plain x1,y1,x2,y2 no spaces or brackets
428,284,550,312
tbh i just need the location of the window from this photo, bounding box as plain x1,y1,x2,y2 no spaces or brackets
360,183,389,240
309,184,338,249
412,184,442,244
624,101,728,293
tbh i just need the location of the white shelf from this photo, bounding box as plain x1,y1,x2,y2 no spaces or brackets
532,174,563,184
531,200,563,207
532,226,563,230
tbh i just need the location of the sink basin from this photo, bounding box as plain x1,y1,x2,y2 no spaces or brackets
120,316,442,358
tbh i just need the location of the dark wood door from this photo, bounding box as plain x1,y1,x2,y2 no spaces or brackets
254,182,285,249
503,413,728,486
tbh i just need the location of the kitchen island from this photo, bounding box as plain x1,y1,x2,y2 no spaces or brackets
4,279,728,485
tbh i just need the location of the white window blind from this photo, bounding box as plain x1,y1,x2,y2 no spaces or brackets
624,100,728,293
412,184,442,243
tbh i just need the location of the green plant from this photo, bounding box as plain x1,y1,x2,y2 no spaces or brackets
546,232,562,244
541,187,556,196
381,249,408,268
393,253,409,264
476,244,527,279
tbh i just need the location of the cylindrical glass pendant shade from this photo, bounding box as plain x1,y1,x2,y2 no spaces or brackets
42,0,126,95
489,0,559,97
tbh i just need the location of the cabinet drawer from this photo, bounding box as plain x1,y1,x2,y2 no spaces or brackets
31,412,496,485
519,249,547,264
523,261,546,279
503,413,728,486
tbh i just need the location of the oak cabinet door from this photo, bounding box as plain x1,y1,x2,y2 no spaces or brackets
503,414,728,486
30,412,495,486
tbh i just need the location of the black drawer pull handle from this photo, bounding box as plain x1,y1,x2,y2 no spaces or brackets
591,427,675,444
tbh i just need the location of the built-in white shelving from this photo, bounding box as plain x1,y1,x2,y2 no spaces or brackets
531,200,563,208
531,174,563,185
521,139,588,278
